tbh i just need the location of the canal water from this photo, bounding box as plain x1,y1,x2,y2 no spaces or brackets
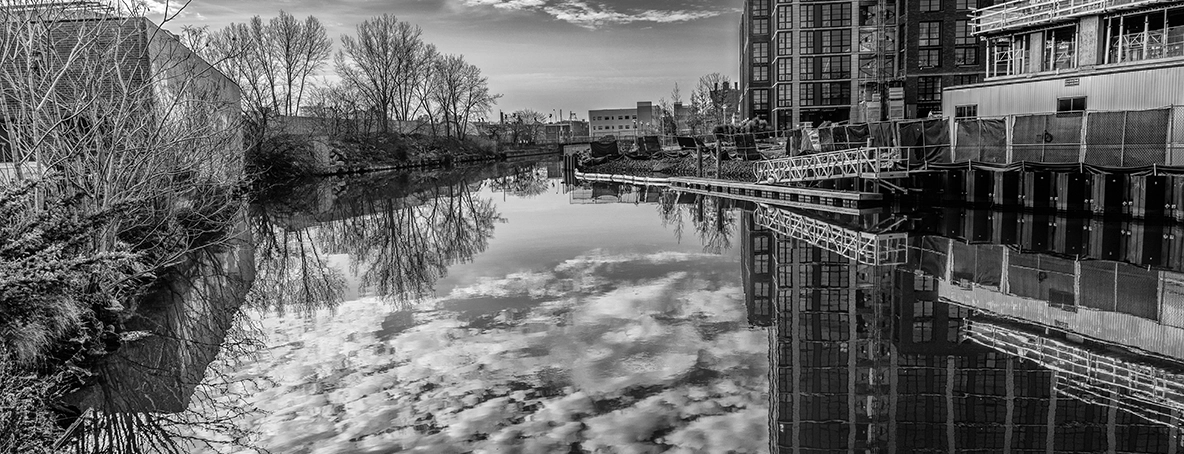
72,158,1184,452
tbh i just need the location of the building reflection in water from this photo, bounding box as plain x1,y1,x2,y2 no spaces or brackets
740,203,1184,453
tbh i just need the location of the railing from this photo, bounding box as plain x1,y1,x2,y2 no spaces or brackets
753,147,907,184
973,0,1162,35
967,320,1184,427
754,205,909,266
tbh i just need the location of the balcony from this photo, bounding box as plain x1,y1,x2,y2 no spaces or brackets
973,0,1162,35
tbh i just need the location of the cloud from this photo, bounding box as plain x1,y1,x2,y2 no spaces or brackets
190,251,768,453
461,0,729,28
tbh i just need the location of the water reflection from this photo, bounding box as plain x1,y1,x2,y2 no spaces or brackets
743,202,1184,452
50,162,1184,452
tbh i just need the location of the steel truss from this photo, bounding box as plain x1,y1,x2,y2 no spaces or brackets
753,205,908,266
753,147,907,184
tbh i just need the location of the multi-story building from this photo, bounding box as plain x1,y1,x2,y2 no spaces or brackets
946,0,1184,116
738,0,991,128
750,205,1184,452
588,102,656,138
901,0,994,118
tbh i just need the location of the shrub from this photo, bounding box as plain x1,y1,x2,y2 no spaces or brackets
246,134,322,181
0,357,62,454
0,180,137,365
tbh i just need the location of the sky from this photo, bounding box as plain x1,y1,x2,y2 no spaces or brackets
153,0,743,121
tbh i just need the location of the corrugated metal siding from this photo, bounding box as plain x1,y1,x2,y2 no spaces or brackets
944,64,1184,116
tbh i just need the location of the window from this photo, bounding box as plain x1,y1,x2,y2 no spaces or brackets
800,56,852,80
777,6,793,29
777,58,793,81
800,29,852,54
755,235,770,252
955,104,978,118
918,76,942,102
753,42,769,64
955,47,978,65
1057,96,1087,112
753,89,769,110
918,48,941,67
777,33,793,56
955,20,974,45
919,21,942,46
755,254,770,274
777,84,793,107
920,0,940,12
753,0,769,16
989,35,1028,77
800,82,850,106
1105,8,1184,64
753,17,769,35
753,65,769,82
956,0,976,9
1043,26,1077,71
799,3,852,28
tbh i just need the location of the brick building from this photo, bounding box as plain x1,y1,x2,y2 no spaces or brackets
0,5,241,182
738,0,992,129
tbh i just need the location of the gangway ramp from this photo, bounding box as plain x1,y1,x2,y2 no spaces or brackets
753,205,909,266
669,176,884,216
753,147,908,184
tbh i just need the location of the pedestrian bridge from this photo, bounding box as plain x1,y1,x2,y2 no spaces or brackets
753,147,908,184
753,204,909,266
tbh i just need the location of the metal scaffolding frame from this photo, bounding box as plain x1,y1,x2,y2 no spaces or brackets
967,321,1184,427
753,205,908,266
753,147,908,184
973,0,1163,35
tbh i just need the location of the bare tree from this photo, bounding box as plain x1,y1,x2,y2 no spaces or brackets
265,11,331,116
508,109,546,144
693,73,735,132
431,54,499,139
336,14,424,134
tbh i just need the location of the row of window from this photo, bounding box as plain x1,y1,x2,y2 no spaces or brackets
749,74,980,111
591,115,636,121
593,125,635,131
919,0,979,12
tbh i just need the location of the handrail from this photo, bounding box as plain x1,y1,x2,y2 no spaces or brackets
753,205,909,266
973,0,1163,35
753,147,907,183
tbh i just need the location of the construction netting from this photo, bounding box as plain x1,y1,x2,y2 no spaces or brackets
898,118,951,165
590,140,620,158
950,242,1003,287
1084,109,1171,167
1079,261,1159,321
1011,113,1083,163
954,118,1007,163
910,236,950,279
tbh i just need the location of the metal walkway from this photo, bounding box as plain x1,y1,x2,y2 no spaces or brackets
753,205,909,266
753,147,908,184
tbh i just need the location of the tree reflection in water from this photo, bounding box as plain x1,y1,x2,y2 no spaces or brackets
656,190,737,254
62,235,263,453
318,181,503,303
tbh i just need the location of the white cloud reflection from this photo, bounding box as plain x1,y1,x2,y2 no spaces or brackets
198,251,768,452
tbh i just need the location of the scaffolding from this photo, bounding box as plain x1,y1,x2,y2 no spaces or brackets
753,147,907,183
973,0,1164,35
967,320,1184,428
753,205,908,266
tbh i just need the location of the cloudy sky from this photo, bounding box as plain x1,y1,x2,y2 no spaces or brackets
160,0,742,119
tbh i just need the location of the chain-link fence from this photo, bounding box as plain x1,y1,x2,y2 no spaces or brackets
951,106,1184,168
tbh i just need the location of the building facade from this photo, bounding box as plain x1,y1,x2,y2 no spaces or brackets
945,0,1184,117
739,0,991,128
588,101,656,138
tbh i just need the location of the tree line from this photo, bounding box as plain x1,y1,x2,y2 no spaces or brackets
183,12,500,139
